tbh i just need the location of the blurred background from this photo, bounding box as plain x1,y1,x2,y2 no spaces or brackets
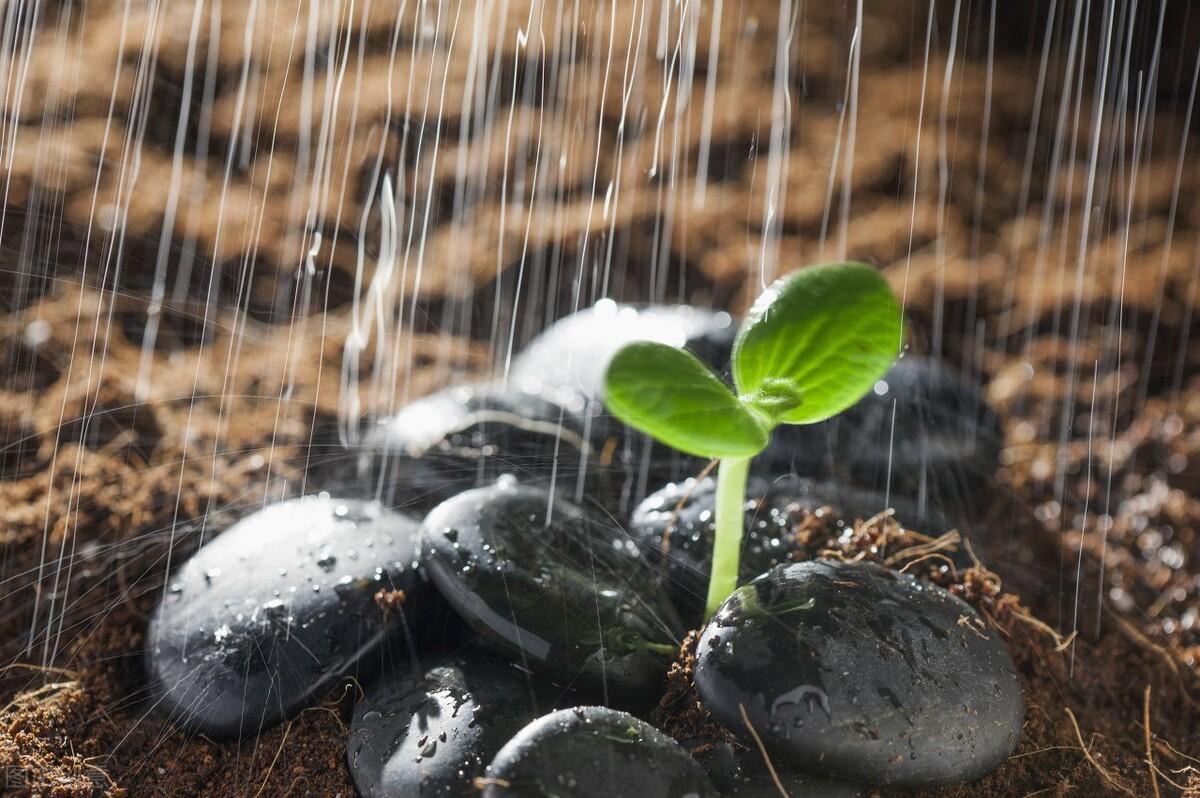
1,2,1198,794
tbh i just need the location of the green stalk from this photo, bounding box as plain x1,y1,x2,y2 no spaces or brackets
642,641,679,656
704,456,751,618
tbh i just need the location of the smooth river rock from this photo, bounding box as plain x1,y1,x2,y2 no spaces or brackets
758,357,1002,524
480,706,718,798
354,384,601,513
508,300,736,408
419,480,683,701
693,560,1023,787
694,740,862,797
145,496,426,740
348,654,574,797
630,474,960,619
509,301,736,510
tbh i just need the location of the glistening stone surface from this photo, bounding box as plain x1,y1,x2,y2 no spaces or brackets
759,357,1002,522
348,655,570,797
419,480,682,699
694,560,1023,787
509,301,735,510
508,300,735,408
694,740,862,797
145,496,425,740
480,706,718,798
355,384,598,512
630,474,960,619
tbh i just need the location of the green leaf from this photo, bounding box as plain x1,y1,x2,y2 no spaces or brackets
733,262,902,425
603,341,769,459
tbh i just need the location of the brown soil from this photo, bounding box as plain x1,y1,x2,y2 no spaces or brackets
652,630,734,761
2,2,1199,796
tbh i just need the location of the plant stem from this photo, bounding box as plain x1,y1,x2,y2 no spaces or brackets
705,456,751,618
642,641,679,657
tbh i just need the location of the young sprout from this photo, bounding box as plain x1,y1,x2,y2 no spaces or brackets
603,262,903,618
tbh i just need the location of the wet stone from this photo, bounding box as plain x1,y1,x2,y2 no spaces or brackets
695,740,862,797
508,299,736,408
419,480,683,700
630,474,960,620
145,495,426,740
354,384,601,513
348,654,574,797
758,357,1002,522
480,706,718,798
510,301,736,509
693,560,1023,787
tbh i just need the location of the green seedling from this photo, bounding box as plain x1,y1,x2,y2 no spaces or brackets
603,262,903,618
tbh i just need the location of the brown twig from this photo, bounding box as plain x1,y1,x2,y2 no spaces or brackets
0,662,79,679
298,703,347,733
1144,684,1161,798
957,614,991,640
978,606,1014,639
738,702,789,798
1148,765,1192,792
252,720,293,798
82,761,117,790
599,436,618,467
884,529,961,567
1005,604,1077,652
897,550,960,578
1,679,78,715
859,508,897,532
1064,707,1135,796
473,776,512,789
1008,745,1079,759
1155,737,1200,765
980,600,1076,651
1109,608,1200,709
961,536,985,569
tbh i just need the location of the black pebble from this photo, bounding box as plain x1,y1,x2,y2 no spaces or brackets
509,301,736,510
354,384,601,513
694,739,862,797
145,496,425,740
693,560,1023,787
348,654,575,797
480,706,718,798
630,474,962,620
508,300,735,407
758,357,1002,525
419,480,683,701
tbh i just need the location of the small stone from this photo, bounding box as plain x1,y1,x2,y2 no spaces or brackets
693,560,1023,787
480,707,718,798
146,496,425,740
348,655,572,797
759,357,1002,522
508,300,735,409
695,740,862,797
353,384,599,512
419,481,683,700
630,474,960,620
510,301,736,510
